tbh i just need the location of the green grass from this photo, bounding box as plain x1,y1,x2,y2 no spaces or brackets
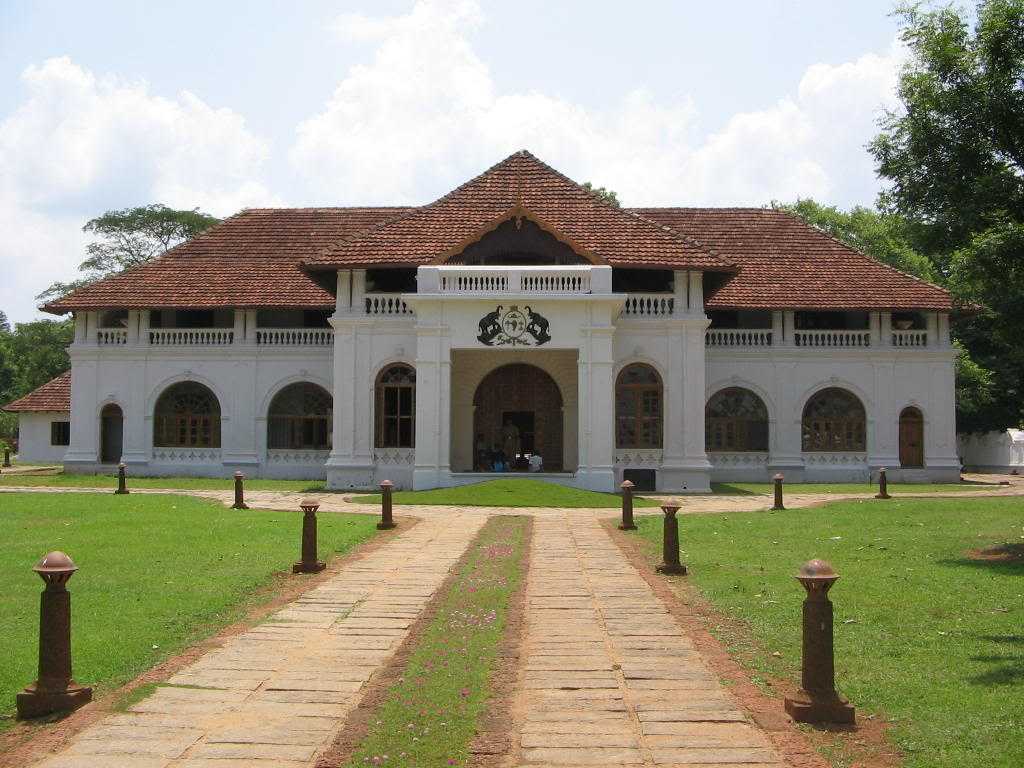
0,470,325,492
354,478,660,508
630,496,1024,768
0,492,377,726
712,481,984,495
341,515,529,768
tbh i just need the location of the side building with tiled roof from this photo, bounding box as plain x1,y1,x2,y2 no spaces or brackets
2,372,72,464
35,151,961,490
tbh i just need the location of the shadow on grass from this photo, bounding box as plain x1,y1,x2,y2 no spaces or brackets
937,543,1024,575
710,483,764,496
968,635,1024,686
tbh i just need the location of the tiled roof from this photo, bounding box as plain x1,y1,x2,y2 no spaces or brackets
634,207,954,311
3,372,71,412
44,208,409,313
305,151,733,271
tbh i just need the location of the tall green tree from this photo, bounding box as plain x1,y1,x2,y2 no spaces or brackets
38,204,220,302
871,0,1024,432
0,311,10,334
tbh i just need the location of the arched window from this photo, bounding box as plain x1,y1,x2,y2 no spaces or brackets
376,365,415,448
267,383,333,450
615,364,663,449
706,388,769,451
154,382,221,448
802,388,866,452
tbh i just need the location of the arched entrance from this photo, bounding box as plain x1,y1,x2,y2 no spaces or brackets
899,406,924,467
473,363,563,471
100,403,123,464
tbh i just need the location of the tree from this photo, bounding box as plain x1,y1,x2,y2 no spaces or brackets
871,0,1024,432
0,319,74,445
582,182,621,207
777,199,938,281
38,204,220,302
0,310,9,334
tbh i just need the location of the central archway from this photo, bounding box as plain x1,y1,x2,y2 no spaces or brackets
472,363,563,471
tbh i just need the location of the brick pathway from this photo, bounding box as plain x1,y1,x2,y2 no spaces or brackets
33,513,485,768
511,514,784,768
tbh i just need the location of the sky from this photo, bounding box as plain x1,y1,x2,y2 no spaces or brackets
0,0,910,323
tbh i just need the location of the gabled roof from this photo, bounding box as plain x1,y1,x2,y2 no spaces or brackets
44,208,409,313
304,151,733,271
3,372,71,413
635,208,955,311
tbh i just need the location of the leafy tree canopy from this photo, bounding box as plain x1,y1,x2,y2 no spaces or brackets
869,0,1024,432
38,204,220,302
581,182,621,207
0,318,74,442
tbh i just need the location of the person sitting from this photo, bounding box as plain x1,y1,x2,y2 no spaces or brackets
528,453,543,472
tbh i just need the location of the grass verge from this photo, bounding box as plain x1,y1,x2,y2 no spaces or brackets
628,496,1024,768
711,481,985,495
0,470,326,492
0,492,376,726
353,478,659,508
324,515,529,768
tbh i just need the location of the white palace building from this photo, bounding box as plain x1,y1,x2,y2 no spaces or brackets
5,152,962,492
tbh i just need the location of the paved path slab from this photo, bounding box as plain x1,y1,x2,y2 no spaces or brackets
509,515,786,768
32,514,485,768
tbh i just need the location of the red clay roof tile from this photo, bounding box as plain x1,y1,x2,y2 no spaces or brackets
3,372,71,412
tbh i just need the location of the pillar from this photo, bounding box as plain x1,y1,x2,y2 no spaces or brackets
412,310,451,490
577,306,616,492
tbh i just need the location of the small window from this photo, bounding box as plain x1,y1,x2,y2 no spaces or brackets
51,421,70,446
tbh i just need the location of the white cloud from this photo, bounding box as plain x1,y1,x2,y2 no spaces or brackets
0,57,277,322
291,0,902,208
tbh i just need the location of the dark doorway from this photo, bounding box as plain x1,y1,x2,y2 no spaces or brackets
100,403,123,464
899,406,924,468
473,363,563,471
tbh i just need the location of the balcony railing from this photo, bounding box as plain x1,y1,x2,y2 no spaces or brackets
622,294,675,317
706,329,772,347
149,328,235,346
420,265,610,295
365,293,413,316
794,329,871,348
256,328,333,346
892,330,928,347
97,329,128,345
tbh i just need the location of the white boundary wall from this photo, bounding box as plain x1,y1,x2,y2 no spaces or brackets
15,411,70,464
958,429,1024,474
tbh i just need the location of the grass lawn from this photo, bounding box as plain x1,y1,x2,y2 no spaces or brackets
0,492,377,726
0,470,325,492
337,515,529,768
353,478,660,508
629,496,1024,768
712,481,984,495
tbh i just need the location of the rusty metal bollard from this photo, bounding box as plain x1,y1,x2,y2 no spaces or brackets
293,499,326,574
16,552,93,719
784,560,855,724
874,467,891,500
3,447,10,467
772,473,785,510
377,480,396,530
618,479,637,531
114,463,129,495
655,499,687,575
232,471,248,510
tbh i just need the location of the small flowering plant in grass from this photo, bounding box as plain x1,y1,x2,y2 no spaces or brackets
343,516,528,768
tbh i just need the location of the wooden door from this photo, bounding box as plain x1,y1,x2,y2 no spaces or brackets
100,404,123,464
899,407,924,468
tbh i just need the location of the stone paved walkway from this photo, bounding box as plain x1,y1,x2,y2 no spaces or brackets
33,513,485,768
510,514,784,768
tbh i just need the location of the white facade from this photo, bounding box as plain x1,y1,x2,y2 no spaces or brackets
958,429,1024,474
59,264,961,491
14,411,70,464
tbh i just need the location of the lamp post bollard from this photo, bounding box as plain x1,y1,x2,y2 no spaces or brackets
3,447,10,467
378,480,396,530
114,463,129,495
784,559,855,724
618,480,637,531
875,467,891,500
655,500,687,575
232,471,248,510
772,473,785,510
16,552,92,719
293,499,325,574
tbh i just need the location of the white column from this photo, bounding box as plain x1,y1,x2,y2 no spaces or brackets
660,317,712,492
233,309,246,344
245,309,257,343
868,361,899,477
138,310,150,345
877,312,891,347
127,311,141,345
767,360,804,479
325,317,375,489
771,311,783,346
412,312,451,490
577,304,615,492
672,271,687,315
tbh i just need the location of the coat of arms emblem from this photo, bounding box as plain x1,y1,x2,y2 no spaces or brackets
477,305,551,346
